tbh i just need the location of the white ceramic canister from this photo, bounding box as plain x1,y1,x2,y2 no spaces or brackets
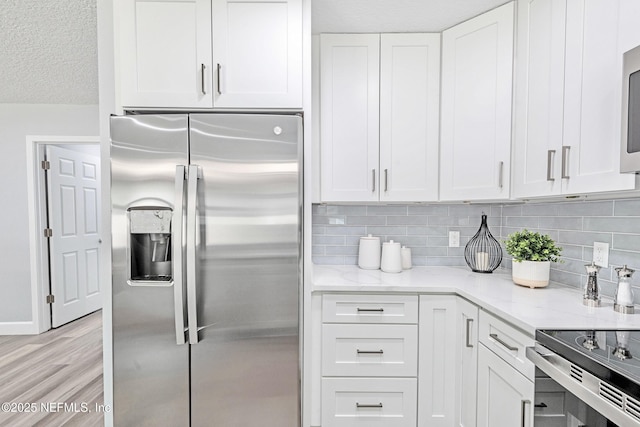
381,240,402,273
401,246,412,270
358,234,381,270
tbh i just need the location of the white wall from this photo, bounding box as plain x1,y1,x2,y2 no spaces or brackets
0,103,99,324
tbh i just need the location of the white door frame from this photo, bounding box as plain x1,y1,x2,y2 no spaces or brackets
26,135,101,334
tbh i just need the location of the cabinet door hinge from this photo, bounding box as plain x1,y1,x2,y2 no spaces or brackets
46,295,55,304
44,228,53,238
41,160,50,170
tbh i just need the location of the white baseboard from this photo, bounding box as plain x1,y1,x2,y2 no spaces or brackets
0,321,39,335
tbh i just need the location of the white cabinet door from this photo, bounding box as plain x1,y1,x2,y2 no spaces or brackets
477,344,535,427
119,0,213,108
211,0,302,108
512,0,566,198
320,34,380,202
455,298,478,427
379,34,440,202
561,0,635,194
513,0,637,198
418,295,457,427
440,2,514,201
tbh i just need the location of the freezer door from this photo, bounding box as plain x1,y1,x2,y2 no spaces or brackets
111,115,190,426
189,114,301,427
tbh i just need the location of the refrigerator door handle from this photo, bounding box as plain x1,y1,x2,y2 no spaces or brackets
173,166,187,345
186,165,200,345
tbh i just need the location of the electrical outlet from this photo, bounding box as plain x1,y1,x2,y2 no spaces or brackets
593,242,609,268
449,231,460,248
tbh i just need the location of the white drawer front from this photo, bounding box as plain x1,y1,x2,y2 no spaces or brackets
322,378,417,427
323,294,419,324
478,310,535,379
322,324,418,377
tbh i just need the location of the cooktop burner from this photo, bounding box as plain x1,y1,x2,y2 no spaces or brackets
536,330,640,398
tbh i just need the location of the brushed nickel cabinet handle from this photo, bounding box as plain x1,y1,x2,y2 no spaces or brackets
465,318,474,348
356,402,383,408
547,150,556,181
216,63,222,95
521,400,531,427
200,64,206,95
384,169,388,192
356,349,384,355
490,333,518,351
498,161,504,189
372,169,376,192
561,146,570,179
357,307,384,313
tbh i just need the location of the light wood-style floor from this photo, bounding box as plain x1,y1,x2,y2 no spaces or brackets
0,311,103,427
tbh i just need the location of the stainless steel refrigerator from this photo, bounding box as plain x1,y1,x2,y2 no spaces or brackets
110,113,302,426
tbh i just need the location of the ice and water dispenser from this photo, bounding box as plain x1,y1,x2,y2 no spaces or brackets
128,207,173,284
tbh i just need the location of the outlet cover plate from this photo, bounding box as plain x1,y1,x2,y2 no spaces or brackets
449,231,460,248
593,242,609,268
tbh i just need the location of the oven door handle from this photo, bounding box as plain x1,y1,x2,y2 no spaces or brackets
526,345,638,427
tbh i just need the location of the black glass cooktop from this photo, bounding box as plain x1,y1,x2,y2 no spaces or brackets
536,330,640,398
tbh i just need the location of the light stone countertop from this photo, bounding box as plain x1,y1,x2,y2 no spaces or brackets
312,265,640,335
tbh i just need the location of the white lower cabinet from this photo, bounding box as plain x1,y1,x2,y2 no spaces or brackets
317,293,536,427
476,310,535,427
477,344,535,427
320,294,419,427
418,295,457,426
321,378,418,427
456,298,479,427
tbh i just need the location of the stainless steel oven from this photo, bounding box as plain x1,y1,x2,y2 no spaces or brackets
527,330,640,427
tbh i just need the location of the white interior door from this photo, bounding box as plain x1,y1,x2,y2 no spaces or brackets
46,145,101,327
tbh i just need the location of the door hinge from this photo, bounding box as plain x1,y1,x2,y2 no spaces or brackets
41,160,50,170
46,294,55,304
44,228,53,238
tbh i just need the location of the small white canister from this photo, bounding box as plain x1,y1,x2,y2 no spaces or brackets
401,246,412,270
358,234,381,270
381,240,402,273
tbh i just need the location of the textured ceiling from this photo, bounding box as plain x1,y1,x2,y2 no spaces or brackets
0,0,98,104
312,0,510,33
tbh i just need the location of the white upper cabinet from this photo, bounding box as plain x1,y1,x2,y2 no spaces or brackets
440,3,515,201
320,33,440,202
118,0,302,109
212,0,302,108
513,0,637,198
119,0,213,108
380,34,440,202
320,34,380,202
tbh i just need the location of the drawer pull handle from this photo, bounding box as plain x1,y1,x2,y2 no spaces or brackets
356,308,384,313
521,400,531,427
465,318,474,348
357,349,384,355
534,402,547,408
356,402,383,409
490,333,518,352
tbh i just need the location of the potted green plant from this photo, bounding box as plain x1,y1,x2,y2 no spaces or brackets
504,229,562,288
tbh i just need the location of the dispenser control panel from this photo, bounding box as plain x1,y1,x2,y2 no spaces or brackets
130,209,172,234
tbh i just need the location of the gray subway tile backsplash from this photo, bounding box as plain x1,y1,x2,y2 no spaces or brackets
312,198,640,303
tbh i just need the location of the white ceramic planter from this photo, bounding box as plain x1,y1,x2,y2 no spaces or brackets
512,260,551,288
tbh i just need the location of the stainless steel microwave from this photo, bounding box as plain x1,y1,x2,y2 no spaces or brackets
621,44,640,172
